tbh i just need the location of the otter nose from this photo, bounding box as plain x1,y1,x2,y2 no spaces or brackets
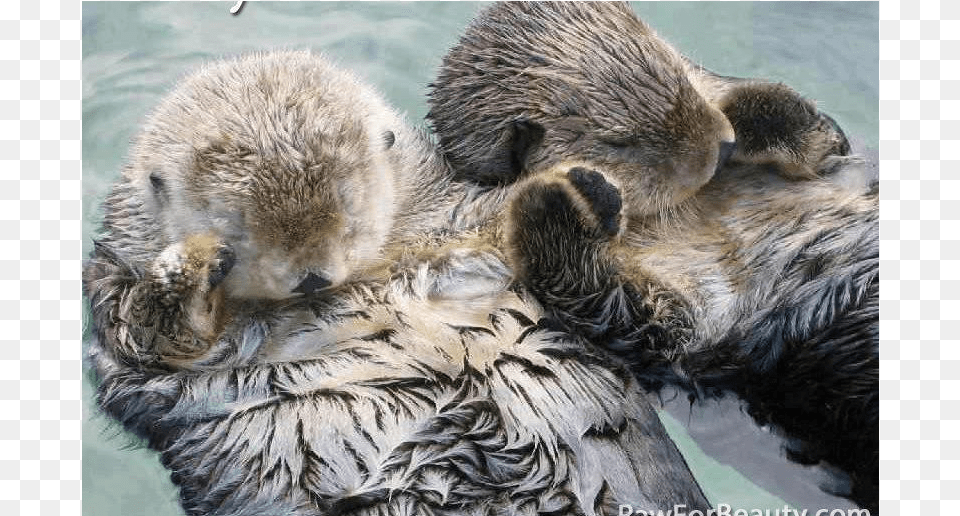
821,113,851,156
716,141,736,175
292,272,331,295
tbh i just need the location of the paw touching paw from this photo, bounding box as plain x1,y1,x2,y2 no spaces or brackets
566,167,623,237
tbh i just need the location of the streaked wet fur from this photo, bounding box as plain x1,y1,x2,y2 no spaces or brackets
505,162,877,512
83,51,710,515
427,2,878,512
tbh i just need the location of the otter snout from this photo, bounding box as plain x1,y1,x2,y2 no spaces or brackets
716,140,736,175
292,272,332,295
821,113,851,156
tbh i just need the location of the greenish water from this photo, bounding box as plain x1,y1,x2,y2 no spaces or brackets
82,3,878,515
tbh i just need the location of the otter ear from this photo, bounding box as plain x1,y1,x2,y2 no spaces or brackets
382,130,396,150
149,172,164,191
508,118,545,178
455,118,545,186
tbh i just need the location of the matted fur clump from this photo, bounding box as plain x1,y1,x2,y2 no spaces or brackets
83,51,711,515
429,2,878,512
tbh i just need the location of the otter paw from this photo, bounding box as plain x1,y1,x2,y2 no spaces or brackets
818,112,851,158
720,82,850,179
149,235,234,345
152,235,235,302
509,167,623,254
566,167,623,237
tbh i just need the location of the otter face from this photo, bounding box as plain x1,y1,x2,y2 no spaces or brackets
209,161,392,300
520,81,736,219
168,125,398,302
133,52,401,301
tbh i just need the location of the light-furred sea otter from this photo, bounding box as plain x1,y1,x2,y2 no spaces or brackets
83,51,711,516
427,2,877,513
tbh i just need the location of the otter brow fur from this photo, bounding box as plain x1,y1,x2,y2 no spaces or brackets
83,51,710,515
427,2,878,512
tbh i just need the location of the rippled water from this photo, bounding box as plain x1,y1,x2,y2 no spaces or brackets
82,2,878,515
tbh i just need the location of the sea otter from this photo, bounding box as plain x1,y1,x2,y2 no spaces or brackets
83,51,711,515
426,2,878,512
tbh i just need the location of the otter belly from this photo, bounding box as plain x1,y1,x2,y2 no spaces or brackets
89,246,711,515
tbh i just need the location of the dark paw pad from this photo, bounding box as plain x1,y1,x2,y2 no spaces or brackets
567,167,622,236
207,244,235,288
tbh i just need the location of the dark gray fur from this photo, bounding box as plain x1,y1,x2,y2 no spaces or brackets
83,52,710,516
427,2,878,512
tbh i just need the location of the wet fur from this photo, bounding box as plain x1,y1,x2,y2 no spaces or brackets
83,51,710,515
505,164,878,513
428,2,878,512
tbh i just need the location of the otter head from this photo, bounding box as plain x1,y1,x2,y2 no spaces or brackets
133,51,402,301
427,1,735,219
